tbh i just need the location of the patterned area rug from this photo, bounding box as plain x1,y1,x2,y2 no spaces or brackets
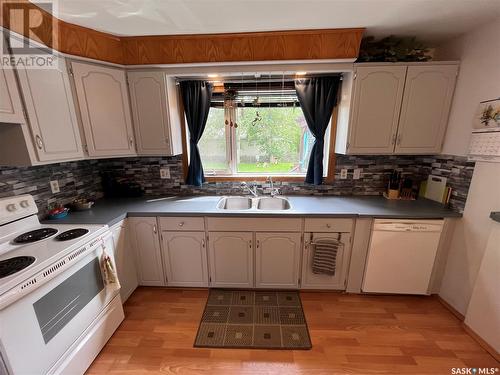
194,289,312,349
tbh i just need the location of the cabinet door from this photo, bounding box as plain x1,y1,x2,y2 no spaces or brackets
208,232,253,288
16,56,84,161
395,65,458,154
255,232,301,289
0,67,25,124
128,217,165,286
110,220,138,303
71,61,136,157
161,231,208,287
128,71,172,155
301,233,351,290
348,66,407,154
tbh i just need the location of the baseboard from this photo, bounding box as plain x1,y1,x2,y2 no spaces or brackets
434,294,465,321
463,323,500,362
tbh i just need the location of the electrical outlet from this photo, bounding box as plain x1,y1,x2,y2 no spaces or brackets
353,168,362,180
160,168,170,179
340,169,348,179
50,180,60,194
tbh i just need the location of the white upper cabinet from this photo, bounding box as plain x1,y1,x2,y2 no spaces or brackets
347,66,407,154
395,65,458,154
339,63,458,155
71,61,136,157
16,56,84,161
128,71,183,156
0,67,25,124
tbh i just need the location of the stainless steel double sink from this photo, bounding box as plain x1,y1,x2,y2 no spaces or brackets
217,196,291,211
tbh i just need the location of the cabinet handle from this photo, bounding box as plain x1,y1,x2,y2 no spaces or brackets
397,134,402,145
202,239,205,248
129,137,134,147
326,223,331,229
178,221,185,227
391,134,397,145
153,224,157,234
248,240,252,248
256,240,260,248
35,135,43,150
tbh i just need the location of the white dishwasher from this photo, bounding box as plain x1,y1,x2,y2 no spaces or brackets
362,219,444,295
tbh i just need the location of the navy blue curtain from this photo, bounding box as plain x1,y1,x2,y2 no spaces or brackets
180,81,213,186
295,76,341,185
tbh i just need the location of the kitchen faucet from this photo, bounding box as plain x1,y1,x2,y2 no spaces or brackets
241,182,259,197
267,176,281,197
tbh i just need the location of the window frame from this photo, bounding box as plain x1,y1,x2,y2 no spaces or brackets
180,90,338,184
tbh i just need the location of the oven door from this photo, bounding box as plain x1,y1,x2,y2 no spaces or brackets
0,237,120,375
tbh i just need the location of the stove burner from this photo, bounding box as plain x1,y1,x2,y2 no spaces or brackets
0,256,36,278
13,228,58,244
55,228,89,241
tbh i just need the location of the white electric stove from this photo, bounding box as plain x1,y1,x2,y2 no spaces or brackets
0,195,124,375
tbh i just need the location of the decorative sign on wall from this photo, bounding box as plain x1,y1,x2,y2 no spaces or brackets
469,98,500,162
473,98,500,129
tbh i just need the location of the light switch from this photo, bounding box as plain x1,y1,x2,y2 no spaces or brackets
50,180,60,194
160,168,170,179
340,169,348,179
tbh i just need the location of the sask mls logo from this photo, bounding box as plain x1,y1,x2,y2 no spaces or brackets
451,368,499,375
1,0,59,69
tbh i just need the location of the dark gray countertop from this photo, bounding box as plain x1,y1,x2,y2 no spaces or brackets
42,195,462,226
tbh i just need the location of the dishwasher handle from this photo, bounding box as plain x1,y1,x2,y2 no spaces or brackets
373,222,443,232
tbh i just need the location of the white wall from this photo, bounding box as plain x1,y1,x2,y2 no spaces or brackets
465,221,500,353
437,17,500,156
436,17,500,316
439,164,500,313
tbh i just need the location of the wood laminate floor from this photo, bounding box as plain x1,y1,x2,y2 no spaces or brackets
87,287,498,374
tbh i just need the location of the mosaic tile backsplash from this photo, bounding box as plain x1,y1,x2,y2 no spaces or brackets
0,160,104,217
0,154,475,217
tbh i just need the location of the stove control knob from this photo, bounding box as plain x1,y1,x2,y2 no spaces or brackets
20,200,30,208
6,203,17,212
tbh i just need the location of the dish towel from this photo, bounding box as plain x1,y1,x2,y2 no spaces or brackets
101,246,121,287
312,239,341,275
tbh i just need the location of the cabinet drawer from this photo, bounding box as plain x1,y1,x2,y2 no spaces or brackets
207,217,302,232
159,217,205,231
304,218,353,233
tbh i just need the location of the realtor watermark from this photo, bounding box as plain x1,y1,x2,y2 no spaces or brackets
451,368,499,375
1,0,59,69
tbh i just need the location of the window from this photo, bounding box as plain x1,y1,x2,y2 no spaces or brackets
197,77,333,178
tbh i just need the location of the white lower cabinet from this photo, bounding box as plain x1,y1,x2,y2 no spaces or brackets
208,232,253,288
128,217,165,286
126,216,356,291
255,232,301,289
161,231,208,287
110,220,138,303
301,232,351,290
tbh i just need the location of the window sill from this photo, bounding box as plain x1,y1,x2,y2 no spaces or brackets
205,175,308,182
